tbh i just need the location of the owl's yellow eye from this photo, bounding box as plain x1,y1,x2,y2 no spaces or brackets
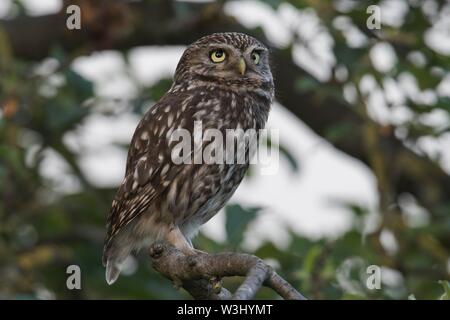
251,51,260,65
210,50,226,63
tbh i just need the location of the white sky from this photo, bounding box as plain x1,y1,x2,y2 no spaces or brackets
3,0,449,249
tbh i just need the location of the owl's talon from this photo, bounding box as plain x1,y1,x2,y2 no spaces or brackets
191,248,207,256
187,256,198,267
209,276,223,293
149,243,164,258
172,277,183,289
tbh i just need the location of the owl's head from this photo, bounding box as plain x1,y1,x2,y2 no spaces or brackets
174,33,273,92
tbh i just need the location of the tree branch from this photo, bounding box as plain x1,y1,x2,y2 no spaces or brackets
149,241,306,300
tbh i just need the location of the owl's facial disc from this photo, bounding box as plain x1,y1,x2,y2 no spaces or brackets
189,43,272,87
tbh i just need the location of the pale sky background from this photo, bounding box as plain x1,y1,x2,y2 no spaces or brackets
1,0,449,250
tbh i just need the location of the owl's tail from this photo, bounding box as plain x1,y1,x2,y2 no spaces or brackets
103,242,125,285
105,259,122,285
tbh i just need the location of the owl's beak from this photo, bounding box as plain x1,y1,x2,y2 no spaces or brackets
237,58,246,75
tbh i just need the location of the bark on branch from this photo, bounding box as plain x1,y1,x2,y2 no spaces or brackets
148,241,307,300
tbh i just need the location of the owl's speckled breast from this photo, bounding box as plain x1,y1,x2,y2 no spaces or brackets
171,89,270,237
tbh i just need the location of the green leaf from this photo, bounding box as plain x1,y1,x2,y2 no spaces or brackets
65,69,94,100
438,280,450,300
258,0,284,9
295,76,320,93
324,122,356,143
147,78,172,101
225,204,260,249
265,138,299,173
333,43,366,67
302,245,322,274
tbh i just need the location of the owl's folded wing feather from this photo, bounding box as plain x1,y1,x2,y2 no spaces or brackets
103,93,196,253
103,90,243,255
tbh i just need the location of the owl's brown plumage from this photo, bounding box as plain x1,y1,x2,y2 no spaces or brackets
103,32,274,284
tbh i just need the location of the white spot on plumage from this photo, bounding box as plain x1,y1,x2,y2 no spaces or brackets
159,125,166,137
194,109,207,119
167,114,173,127
162,180,170,187
231,95,237,109
181,102,188,112
141,131,149,140
161,164,170,176
166,126,174,140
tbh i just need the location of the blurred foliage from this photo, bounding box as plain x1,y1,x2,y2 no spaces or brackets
0,0,449,299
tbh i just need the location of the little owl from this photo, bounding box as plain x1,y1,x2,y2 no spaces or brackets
103,32,274,284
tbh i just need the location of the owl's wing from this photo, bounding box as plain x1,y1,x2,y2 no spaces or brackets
103,92,196,255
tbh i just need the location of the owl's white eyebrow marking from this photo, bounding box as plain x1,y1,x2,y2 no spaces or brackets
252,45,267,51
205,43,235,50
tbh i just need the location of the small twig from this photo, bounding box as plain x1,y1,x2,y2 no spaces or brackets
266,272,307,300
233,260,270,300
148,241,307,300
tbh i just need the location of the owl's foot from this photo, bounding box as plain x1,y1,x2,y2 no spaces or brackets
172,276,183,290
165,226,209,267
209,276,223,293
165,226,201,256
185,248,207,256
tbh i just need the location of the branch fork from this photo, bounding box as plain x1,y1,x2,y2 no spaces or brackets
149,241,307,300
